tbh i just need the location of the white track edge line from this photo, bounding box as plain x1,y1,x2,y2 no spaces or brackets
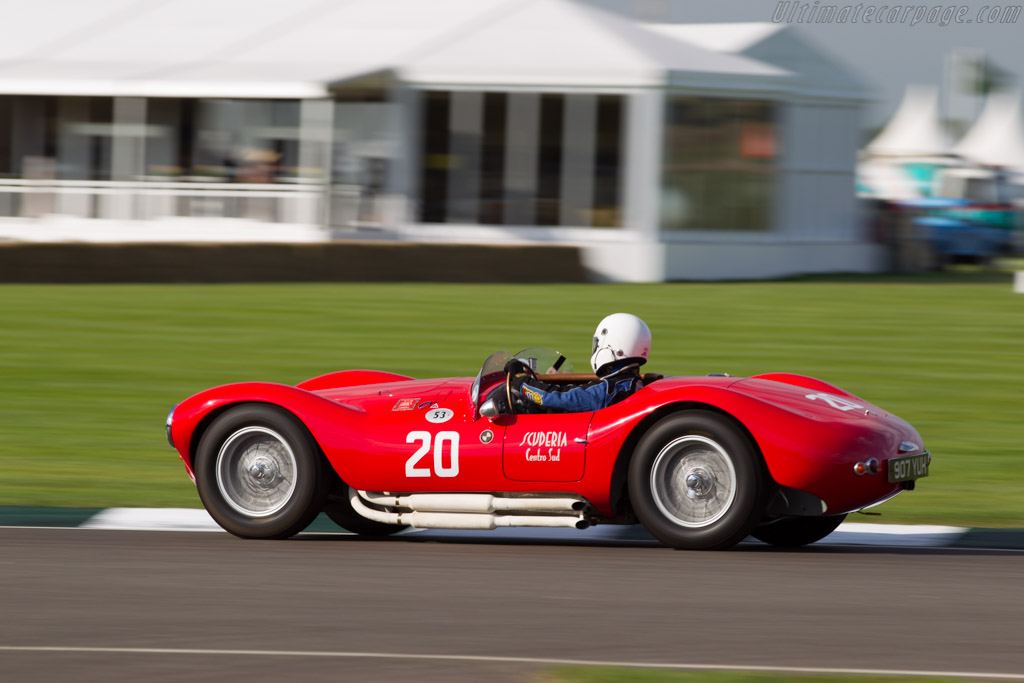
0,646,1022,680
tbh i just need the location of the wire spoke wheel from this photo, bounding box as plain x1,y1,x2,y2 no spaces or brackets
196,404,328,539
216,427,298,517
650,435,737,528
629,411,766,550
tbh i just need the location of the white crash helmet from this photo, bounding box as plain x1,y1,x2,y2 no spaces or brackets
590,313,651,374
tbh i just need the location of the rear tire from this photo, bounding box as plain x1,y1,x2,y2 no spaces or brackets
628,411,766,550
752,513,847,548
195,404,329,539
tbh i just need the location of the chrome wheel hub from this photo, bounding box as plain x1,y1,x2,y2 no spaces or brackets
216,427,297,517
650,435,737,528
249,461,272,480
685,469,714,500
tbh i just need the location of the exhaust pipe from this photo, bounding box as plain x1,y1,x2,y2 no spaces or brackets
350,490,590,530
359,491,587,514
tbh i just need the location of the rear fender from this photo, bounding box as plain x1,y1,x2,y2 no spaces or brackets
590,381,869,517
750,373,859,400
588,384,767,518
603,398,761,519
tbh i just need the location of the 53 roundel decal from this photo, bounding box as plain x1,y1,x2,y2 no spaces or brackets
425,408,454,424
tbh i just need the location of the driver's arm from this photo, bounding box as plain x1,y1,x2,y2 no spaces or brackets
517,380,611,413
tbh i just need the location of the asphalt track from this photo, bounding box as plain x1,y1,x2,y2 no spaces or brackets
1,528,1023,682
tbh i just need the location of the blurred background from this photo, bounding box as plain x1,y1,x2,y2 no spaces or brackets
0,0,1022,526
1,0,1022,281
3,7,1024,683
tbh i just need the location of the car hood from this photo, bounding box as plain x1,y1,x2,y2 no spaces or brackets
310,377,467,410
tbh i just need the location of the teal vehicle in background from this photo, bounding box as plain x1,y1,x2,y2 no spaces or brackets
870,165,1023,268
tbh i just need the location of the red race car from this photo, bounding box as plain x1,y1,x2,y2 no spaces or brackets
166,348,929,550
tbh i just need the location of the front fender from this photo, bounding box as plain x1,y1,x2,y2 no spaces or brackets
297,370,413,391
170,382,364,477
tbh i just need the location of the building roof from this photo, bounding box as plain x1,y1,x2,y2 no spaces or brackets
0,0,506,97
0,0,789,97
645,22,868,99
644,22,786,54
399,1,789,89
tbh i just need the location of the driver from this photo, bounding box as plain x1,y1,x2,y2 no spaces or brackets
506,313,651,413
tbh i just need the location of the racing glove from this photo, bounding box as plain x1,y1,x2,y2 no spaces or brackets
503,358,534,393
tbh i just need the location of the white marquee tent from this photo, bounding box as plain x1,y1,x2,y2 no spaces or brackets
864,85,951,158
954,90,1024,172
399,3,788,88
0,0,878,281
0,0,787,97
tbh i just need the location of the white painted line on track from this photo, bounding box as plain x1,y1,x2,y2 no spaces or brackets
837,523,963,535
72,508,970,547
1,646,1022,680
819,522,964,547
80,507,222,532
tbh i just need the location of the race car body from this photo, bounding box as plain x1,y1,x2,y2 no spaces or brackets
166,348,929,550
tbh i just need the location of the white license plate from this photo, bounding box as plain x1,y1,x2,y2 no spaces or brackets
888,453,929,483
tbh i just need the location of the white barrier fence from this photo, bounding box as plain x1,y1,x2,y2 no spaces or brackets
0,178,331,225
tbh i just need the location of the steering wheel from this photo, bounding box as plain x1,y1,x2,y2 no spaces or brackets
504,359,537,415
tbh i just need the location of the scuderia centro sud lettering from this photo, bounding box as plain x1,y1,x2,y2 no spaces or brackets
520,431,567,462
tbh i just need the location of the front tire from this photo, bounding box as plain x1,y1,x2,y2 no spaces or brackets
195,404,329,539
628,411,766,550
752,514,848,548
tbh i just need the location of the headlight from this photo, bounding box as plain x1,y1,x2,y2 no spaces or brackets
166,405,177,448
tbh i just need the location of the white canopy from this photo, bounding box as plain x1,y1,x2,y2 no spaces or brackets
864,85,952,157
0,0,507,97
953,90,1024,172
0,0,788,98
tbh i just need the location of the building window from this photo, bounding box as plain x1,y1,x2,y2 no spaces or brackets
0,96,12,178
55,97,113,181
479,92,507,225
594,95,623,227
419,91,451,223
418,90,624,228
534,94,564,226
145,98,190,177
662,96,776,231
330,90,395,226
185,99,301,182
3,96,60,180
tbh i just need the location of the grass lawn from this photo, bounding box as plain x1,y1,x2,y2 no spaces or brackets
1,276,1022,526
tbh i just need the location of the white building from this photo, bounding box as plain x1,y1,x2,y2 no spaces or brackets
0,0,876,281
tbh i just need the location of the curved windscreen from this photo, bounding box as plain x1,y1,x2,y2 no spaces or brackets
510,347,574,375
471,350,513,415
470,347,575,417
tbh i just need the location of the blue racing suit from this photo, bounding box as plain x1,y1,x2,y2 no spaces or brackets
514,362,643,413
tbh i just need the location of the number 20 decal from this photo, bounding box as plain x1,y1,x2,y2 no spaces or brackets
805,392,864,412
405,430,460,478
